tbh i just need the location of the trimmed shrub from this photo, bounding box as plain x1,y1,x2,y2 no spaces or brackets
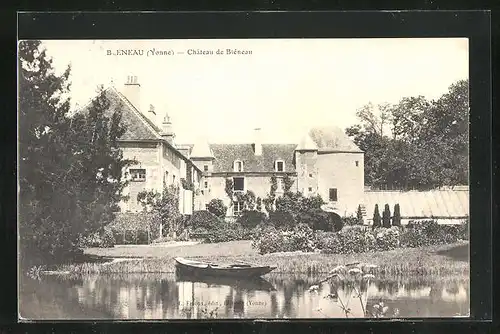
322,225,375,254
189,210,223,230
356,205,364,225
400,220,460,248
374,226,400,250
392,204,401,226
252,224,316,254
237,210,267,229
300,208,337,231
251,226,285,254
203,221,256,243
372,204,381,229
382,204,391,228
268,210,296,230
206,199,228,218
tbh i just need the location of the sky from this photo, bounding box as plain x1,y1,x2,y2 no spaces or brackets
41,38,468,144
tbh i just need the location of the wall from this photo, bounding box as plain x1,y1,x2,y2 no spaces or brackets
118,141,189,212
119,142,161,212
295,151,319,196
204,174,298,216
316,152,364,216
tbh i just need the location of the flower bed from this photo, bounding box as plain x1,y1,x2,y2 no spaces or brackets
252,220,467,255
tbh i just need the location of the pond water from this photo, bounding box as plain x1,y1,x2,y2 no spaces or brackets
19,273,469,320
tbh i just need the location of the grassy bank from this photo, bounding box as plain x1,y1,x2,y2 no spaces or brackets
58,241,469,277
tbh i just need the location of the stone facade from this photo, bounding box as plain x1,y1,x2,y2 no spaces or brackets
84,77,365,217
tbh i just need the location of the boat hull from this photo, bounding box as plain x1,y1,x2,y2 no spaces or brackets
174,258,276,278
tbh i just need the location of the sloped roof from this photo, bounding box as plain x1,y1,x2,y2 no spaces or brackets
190,138,215,159
296,133,319,151
309,126,362,153
79,87,162,141
209,144,297,173
77,87,201,173
363,189,469,218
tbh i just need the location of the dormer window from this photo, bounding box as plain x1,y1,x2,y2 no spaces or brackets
275,160,285,172
234,160,243,172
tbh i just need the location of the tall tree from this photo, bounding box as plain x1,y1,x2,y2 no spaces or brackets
18,40,131,266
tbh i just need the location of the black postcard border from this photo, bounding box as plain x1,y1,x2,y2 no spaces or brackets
6,10,494,333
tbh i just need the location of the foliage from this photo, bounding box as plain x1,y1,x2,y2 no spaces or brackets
372,204,381,229
202,221,256,243
373,227,400,251
345,80,468,189
392,204,401,226
400,220,460,248
356,205,364,225
224,178,234,197
282,173,294,193
382,204,391,228
77,227,115,248
137,185,182,238
308,262,395,318
251,224,316,255
18,40,132,266
188,210,222,230
343,215,360,226
266,191,335,231
458,217,469,240
180,178,194,191
237,210,267,229
206,198,227,218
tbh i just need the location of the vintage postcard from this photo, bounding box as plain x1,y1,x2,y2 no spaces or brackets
18,38,469,320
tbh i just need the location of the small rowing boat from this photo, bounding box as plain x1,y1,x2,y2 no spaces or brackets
174,257,276,278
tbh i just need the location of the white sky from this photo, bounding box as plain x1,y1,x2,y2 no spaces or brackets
41,38,468,144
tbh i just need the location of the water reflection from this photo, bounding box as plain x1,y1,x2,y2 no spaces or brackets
19,273,469,320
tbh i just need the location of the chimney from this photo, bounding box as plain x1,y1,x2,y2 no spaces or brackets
253,127,262,156
161,112,175,145
123,75,140,110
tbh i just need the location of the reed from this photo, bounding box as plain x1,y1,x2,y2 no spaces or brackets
55,242,468,277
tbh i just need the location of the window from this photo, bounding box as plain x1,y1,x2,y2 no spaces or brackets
355,161,359,167
233,201,244,215
204,181,208,189
309,173,313,178
172,175,176,184
275,160,285,172
234,160,243,172
204,164,209,172
329,188,338,202
308,187,313,192
233,177,245,191
130,169,146,181
164,171,169,184
205,204,209,210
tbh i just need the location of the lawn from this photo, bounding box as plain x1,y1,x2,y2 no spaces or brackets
62,240,469,277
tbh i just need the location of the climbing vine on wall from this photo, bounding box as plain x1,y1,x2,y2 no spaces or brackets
225,177,234,208
283,173,294,194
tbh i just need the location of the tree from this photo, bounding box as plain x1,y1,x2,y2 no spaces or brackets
356,205,364,225
346,79,469,190
372,204,381,229
382,204,391,228
392,204,401,227
18,40,131,266
137,185,181,238
206,198,228,218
